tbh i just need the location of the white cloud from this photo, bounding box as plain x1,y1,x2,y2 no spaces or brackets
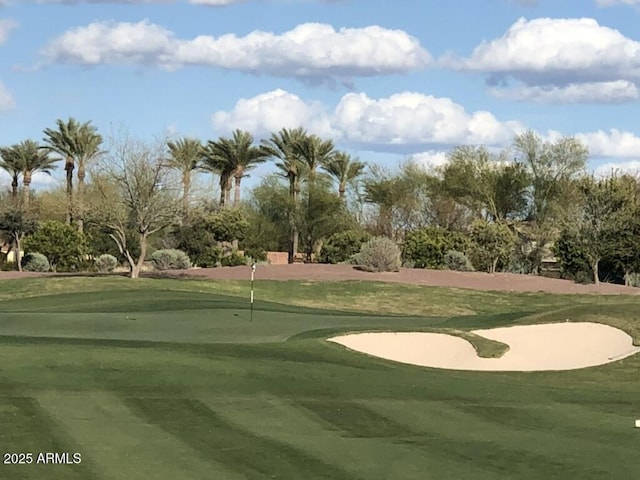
212,89,335,138
41,20,429,83
0,171,58,189
410,151,449,171
490,80,640,103
596,0,640,6
0,19,17,45
448,17,640,104
212,89,523,152
594,161,640,177
0,81,15,110
576,129,640,158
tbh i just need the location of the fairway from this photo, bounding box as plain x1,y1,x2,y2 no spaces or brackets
0,274,639,479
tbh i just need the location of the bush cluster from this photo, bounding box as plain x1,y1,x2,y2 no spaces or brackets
150,249,192,270
352,236,401,273
320,230,371,264
21,252,50,272
444,250,475,272
94,254,118,273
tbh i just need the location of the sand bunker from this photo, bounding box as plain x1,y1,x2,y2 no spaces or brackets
328,322,640,372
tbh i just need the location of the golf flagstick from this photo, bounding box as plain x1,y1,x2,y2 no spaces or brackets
250,262,256,322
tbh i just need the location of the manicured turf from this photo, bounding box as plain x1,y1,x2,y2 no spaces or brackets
0,275,639,479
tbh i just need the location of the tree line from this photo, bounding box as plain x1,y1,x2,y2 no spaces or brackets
1,118,639,285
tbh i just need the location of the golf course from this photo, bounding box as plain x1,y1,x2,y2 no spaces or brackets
0,268,639,479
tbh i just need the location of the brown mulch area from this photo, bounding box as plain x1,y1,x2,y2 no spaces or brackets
1,264,638,295
160,264,640,296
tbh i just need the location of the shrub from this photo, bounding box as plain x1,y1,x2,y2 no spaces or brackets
320,230,371,264
151,249,192,270
21,252,50,272
197,246,223,268
244,247,267,262
444,250,475,272
468,220,516,273
94,254,118,273
402,227,469,269
352,236,401,273
23,221,88,272
220,252,247,267
0,261,16,272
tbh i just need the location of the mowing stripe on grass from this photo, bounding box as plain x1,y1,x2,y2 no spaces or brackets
125,397,360,480
36,391,240,480
0,396,95,480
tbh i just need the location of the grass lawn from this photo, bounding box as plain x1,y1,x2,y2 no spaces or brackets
0,275,639,479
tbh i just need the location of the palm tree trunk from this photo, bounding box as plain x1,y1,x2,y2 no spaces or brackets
22,172,31,208
182,171,190,214
77,163,86,233
225,177,232,206
65,157,74,225
339,184,346,200
287,176,299,264
234,176,242,206
11,174,18,199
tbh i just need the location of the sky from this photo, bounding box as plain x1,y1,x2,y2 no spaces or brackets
1,0,640,192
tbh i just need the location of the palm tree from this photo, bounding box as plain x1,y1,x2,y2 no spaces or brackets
293,134,335,186
13,140,57,206
322,152,366,200
0,146,22,199
201,141,234,207
42,118,79,225
203,130,267,207
166,137,203,213
261,127,308,263
74,122,103,232
42,117,102,231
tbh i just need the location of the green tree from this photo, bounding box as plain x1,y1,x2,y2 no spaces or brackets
569,175,635,284
441,146,529,222
243,176,292,253
512,130,588,273
468,220,516,273
23,220,88,272
293,134,335,186
296,180,351,262
261,127,308,263
0,204,38,271
166,137,203,214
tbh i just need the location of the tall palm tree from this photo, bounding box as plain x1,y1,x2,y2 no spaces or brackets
74,122,103,232
261,127,308,263
12,140,57,206
0,146,22,199
293,134,335,186
203,130,267,206
42,118,79,225
322,152,366,200
166,137,203,213
42,118,102,231
201,141,234,207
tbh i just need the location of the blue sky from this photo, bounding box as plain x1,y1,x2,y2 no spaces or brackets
1,0,640,192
